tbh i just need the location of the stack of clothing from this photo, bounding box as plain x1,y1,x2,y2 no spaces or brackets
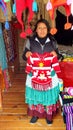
60,89,73,130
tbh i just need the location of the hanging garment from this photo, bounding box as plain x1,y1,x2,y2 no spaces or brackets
0,23,8,70
64,105,73,130
61,92,73,130
0,1,12,22
0,23,11,90
3,68,11,91
0,67,5,91
2,22,15,62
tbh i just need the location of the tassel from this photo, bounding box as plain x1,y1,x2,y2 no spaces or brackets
20,28,32,38
46,0,52,11
20,32,26,38
12,3,16,14
12,0,16,14
64,16,72,30
32,0,38,12
50,19,57,35
26,28,32,35
5,21,9,30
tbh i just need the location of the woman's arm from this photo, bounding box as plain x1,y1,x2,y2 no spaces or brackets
22,39,32,60
50,51,57,56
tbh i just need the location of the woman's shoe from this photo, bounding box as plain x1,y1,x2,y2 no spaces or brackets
46,119,52,125
30,116,38,123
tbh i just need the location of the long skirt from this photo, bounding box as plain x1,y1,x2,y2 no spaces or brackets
25,70,63,120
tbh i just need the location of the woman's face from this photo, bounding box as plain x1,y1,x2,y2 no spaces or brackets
36,22,48,38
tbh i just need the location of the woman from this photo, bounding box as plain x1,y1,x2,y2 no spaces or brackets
22,19,63,124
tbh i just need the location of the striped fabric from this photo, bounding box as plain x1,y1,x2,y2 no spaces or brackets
25,52,61,90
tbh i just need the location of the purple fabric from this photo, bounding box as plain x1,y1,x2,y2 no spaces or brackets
64,105,73,130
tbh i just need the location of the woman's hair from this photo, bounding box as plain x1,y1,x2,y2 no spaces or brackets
33,19,50,32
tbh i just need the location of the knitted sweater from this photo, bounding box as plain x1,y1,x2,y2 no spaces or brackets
25,52,60,90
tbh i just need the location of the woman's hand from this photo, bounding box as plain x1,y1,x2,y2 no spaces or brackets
50,51,57,56
25,51,32,58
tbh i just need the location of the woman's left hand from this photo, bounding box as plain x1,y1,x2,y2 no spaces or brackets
50,51,57,56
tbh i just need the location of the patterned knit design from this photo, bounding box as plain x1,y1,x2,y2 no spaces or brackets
25,53,61,91
25,70,62,105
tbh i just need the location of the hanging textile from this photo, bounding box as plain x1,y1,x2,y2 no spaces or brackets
0,67,5,91
0,1,12,22
3,68,11,91
61,92,73,130
64,105,73,130
2,22,16,62
0,23,8,70
0,22,11,90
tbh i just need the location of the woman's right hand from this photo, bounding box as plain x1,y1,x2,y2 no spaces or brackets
25,51,32,58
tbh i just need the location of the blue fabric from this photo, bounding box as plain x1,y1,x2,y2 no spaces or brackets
12,3,16,14
0,23,8,70
5,21,10,30
0,0,6,14
32,0,38,12
25,85,60,106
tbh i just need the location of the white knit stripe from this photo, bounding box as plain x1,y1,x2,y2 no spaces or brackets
27,63,32,67
32,57,40,61
30,56,33,64
44,56,53,60
52,62,59,67
32,56,53,61
32,66,51,70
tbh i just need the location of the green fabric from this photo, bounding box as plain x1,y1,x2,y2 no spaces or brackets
4,0,10,2
25,85,60,106
51,69,55,76
29,72,32,77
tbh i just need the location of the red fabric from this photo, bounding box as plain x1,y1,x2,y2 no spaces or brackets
59,61,73,87
25,53,61,90
16,0,34,38
28,101,59,120
47,0,71,35
11,22,22,29
26,53,61,74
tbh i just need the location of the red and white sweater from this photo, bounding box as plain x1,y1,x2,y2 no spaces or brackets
25,53,61,90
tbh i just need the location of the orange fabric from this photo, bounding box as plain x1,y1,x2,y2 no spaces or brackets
50,28,57,35
49,0,70,19
0,89,2,109
0,68,5,91
64,23,72,29
48,0,71,35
